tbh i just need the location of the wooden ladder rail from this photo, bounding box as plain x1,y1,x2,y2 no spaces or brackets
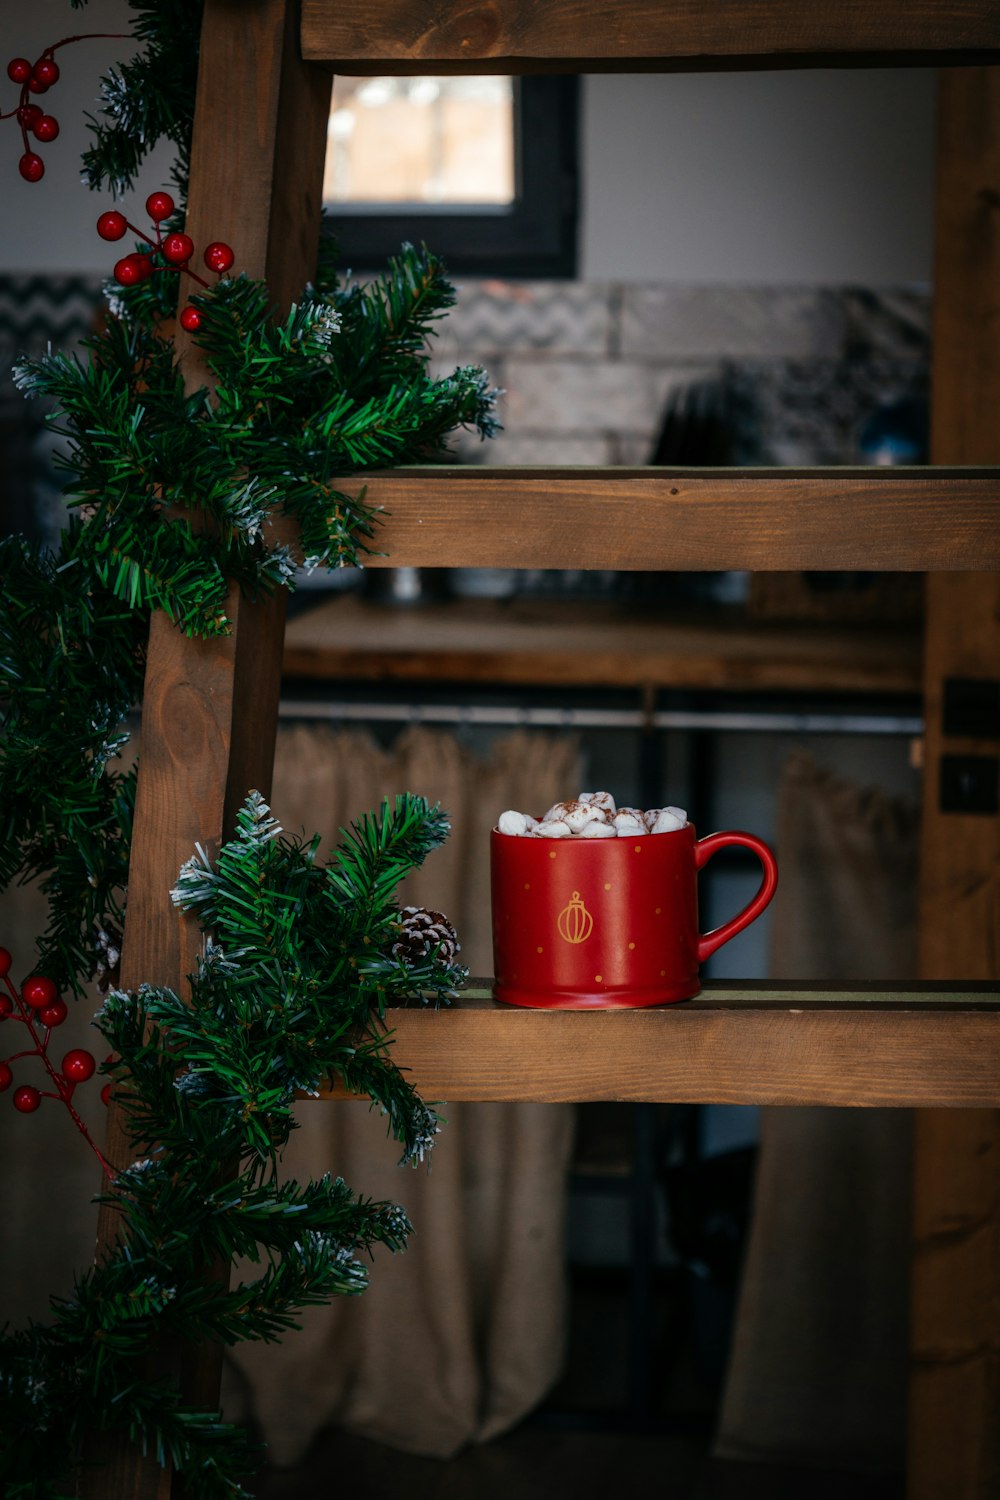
910,66,1000,1500
83,3,332,1497
87,3,1000,1496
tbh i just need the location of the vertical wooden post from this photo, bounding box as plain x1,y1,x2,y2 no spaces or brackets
910,66,1000,1500
85,3,331,1496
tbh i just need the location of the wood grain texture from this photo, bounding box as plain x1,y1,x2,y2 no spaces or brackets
335,467,1000,572
301,0,1000,70
282,593,922,696
85,4,331,1497
313,984,1000,1108
909,66,1000,1500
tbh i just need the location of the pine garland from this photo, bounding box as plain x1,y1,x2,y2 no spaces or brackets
0,792,466,1499
1,1,496,1493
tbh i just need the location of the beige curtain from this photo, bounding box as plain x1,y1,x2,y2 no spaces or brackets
716,749,919,1473
223,724,581,1462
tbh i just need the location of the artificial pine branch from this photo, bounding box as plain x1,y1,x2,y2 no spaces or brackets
0,526,142,989
1,794,456,1495
4,248,496,987
77,0,202,208
15,256,498,636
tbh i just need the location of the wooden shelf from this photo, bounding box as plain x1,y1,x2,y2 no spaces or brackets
283,592,922,696
319,982,1000,1109
320,468,1000,572
302,0,1000,71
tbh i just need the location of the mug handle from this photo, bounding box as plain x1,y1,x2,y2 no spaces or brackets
695,831,779,964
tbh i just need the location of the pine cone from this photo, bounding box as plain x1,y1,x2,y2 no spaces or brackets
94,920,124,994
391,906,461,967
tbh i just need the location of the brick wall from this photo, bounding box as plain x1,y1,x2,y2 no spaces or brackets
433,282,931,468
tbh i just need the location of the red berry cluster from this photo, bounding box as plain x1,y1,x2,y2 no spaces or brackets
3,31,127,182
6,52,62,181
0,945,113,1179
98,192,235,331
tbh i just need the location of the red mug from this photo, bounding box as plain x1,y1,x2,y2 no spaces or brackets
490,824,778,1008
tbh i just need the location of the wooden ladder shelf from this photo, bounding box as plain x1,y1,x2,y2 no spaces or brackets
90,4,1000,1497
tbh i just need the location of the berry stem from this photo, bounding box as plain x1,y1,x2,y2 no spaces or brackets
162,264,211,290
47,34,131,55
1,969,115,1180
122,220,158,250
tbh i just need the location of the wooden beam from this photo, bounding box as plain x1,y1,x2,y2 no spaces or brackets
282,594,922,697
83,4,332,1498
301,0,1000,72
910,66,1000,1500
314,983,1000,1108
335,467,1000,572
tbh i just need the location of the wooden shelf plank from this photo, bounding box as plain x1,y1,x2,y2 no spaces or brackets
325,468,1000,572
283,594,922,696
302,0,1000,71
318,982,1000,1109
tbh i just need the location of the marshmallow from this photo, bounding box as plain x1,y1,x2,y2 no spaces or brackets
561,799,608,832
579,820,616,838
642,806,686,830
650,808,686,834
579,791,617,815
535,819,573,838
497,793,687,841
542,798,604,831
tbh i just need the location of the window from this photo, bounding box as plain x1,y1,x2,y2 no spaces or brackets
322,76,579,278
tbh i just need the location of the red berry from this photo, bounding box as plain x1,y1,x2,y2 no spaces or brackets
7,58,32,85
114,255,144,286
162,232,194,265
27,76,49,95
97,210,128,241
145,191,175,222
18,153,44,183
33,114,59,143
179,305,202,332
0,1062,12,1092
32,58,59,88
13,1084,41,1113
16,103,43,128
38,998,68,1028
22,975,57,1010
0,947,11,977
203,241,235,274
0,994,13,1018
62,1048,96,1083
100,1082,112,1107
134,253,156,281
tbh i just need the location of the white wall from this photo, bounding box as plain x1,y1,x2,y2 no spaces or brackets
1,0,175,274
580,69,936,284
2,6,936,283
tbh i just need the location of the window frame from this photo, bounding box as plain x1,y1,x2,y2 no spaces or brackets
321,76,579,279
